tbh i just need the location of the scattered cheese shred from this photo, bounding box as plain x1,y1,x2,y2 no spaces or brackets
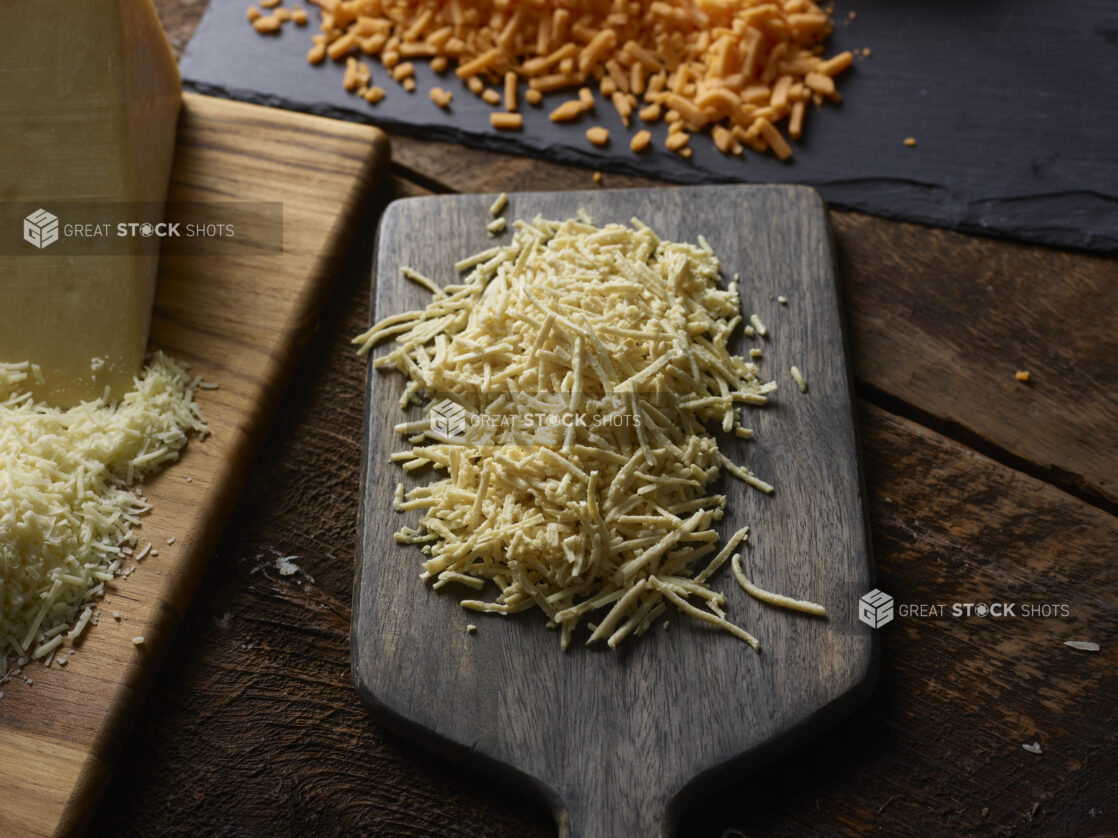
489,192,508,217
731,553,825,616
1063,640,1099,652
0,353,208,661
355,213,819,649
790,365,807,392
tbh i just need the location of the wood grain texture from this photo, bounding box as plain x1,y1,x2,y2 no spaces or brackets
89,7,1115,834
0,92,387,838
683,402,1118,838
834,213,1118,509
86,249,1118,836
391,136,1118,510
355,186,875,837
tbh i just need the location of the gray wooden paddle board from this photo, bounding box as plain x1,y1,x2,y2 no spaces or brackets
354,184,875,837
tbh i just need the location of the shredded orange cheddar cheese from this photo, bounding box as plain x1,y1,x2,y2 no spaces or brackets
250,0,853,160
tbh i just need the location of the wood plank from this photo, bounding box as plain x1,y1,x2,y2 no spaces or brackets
109,9,1118,834
389,135,1118,508
87,242,1118,835
834,212,1118,509
355,185,874,836
0,93,387,838
681,403,1118,837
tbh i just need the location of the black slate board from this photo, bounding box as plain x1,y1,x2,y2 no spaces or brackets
353,186,875,837
181,0,1118,251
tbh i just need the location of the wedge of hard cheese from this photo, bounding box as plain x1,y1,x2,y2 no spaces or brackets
0,0,181,406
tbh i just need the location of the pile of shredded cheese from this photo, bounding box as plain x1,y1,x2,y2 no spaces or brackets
355,211,824,649
250,0,854,161
0,354,208,664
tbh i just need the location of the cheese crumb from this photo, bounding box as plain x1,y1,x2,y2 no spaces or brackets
1015,370,1031,382
790,366,808,392
1063,640,1099,652
275,556,302,576
131,636,145,646
489,192,508,217
1022,742,1042,754
586,128,609,147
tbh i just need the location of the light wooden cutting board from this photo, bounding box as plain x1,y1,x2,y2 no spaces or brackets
0,93,387,838
355,187,876,836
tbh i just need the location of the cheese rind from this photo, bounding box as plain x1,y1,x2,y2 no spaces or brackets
0,0,181,406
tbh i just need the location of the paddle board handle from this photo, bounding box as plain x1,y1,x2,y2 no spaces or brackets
556,792,671,838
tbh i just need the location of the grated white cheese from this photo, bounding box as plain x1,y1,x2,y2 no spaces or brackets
790,365,808,393
0,353,207,661
489,192,508,217
355,214,821,650
275,556,302,576
731,552,825,616
1063,640,1099,652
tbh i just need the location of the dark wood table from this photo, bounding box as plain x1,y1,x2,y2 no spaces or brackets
88,5,1117,836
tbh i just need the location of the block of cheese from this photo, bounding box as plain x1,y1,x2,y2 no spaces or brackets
0,0,181,406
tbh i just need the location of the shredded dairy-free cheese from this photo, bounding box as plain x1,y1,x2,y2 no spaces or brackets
790,365,807,392
1063,640,1099,652
0,353,208,661
356,213,822,649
